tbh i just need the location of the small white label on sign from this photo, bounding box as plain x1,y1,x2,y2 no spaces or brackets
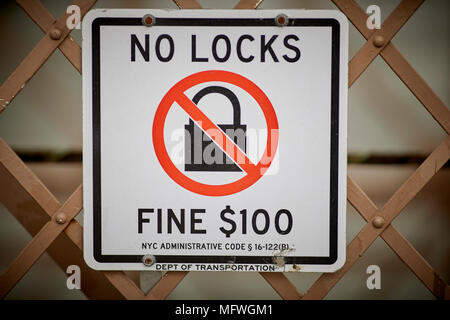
82,9,348,272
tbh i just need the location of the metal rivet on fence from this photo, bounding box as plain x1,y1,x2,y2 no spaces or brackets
372,216,385,229
373,35,385,48
55,213,67,224
49,28,62,40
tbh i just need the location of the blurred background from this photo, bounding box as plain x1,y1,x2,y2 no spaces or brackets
0,0,448,299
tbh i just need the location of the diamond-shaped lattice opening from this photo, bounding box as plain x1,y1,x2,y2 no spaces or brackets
283,272,321,296
0,50,82,153
391,165,450,284
392,0,450,106
356,0,402,23
348,55,447,156
0,2,46,85
348,163,419,208
26,163,81,201
4,251,86,300
327,237,435,299
40,0,74,21
0,204,35,275
25,163,83,224
197,0,240,9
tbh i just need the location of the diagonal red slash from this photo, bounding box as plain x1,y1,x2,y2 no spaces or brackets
175,92,258,175
153,70,278,196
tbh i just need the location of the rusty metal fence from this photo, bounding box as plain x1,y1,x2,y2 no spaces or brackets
0,0,449,300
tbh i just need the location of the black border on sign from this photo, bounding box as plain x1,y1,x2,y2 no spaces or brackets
91,17,341,265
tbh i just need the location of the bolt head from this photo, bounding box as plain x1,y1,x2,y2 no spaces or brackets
372,216,385,228
49,28,62,40
275,14,289,27
142,254,156,266
55,213,67,224
142,14,155,27
373,35,385,48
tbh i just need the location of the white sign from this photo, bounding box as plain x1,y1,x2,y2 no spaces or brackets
83,9,348,272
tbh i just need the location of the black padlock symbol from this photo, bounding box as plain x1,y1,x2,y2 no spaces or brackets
185,86,247,172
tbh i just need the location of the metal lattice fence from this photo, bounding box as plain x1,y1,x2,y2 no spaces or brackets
0,0,449,300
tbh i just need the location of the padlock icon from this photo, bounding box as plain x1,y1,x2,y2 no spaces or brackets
185,86,247,171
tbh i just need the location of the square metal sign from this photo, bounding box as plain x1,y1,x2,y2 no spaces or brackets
82,9,348,272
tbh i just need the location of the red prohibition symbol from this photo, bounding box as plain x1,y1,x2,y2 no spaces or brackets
152,70,279,196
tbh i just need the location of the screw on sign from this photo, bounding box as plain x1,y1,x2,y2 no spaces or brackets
142,254,156,266
152,70,279,196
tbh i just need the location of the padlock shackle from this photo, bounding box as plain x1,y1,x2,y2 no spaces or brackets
190,86,241,126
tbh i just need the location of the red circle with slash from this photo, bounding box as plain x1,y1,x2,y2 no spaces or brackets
152,70,279,196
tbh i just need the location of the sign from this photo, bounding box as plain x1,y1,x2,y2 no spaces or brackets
83,9,348,272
